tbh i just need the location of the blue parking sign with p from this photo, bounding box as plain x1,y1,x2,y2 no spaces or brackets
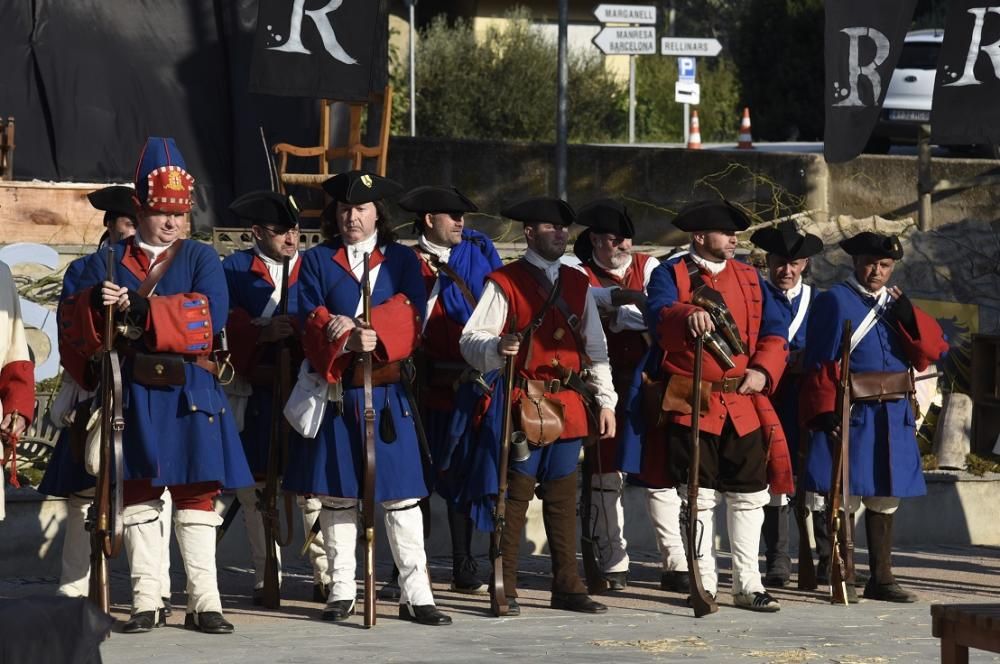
678,57,696,82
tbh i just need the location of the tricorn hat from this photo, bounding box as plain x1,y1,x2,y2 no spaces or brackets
500,196,575,226
321,170,402,205
229,191,300,230
839,231,904,260
87,185,137,224
750,221,823,259
398,185,478,215
573,199,634,262
671,200,751,232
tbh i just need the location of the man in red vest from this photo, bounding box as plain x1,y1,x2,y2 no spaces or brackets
646,200,791,612
460,197,616,616
572,199,688,594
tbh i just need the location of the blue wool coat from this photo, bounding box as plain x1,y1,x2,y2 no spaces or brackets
282,240,429,502
62,239,253,489
802,283,943,498
221,249,303,476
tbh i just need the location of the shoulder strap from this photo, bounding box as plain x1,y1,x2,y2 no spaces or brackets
516,261,592,366
137,240,184,297
429,254,478,309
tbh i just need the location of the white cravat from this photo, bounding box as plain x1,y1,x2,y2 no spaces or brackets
846,274,887,300
782,278,804,302
134,232,175,295
687,244,727,275
418,235,452,264
523,248,562,283
346,232,379,280
253,244,299,319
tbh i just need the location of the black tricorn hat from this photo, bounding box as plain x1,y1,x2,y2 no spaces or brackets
87,186,137,224
750,221,823,260
839,231,904,260
321,170,403,205
671,200,751,232
576,199,635,237
229,191,300,230
501,196,575,226
398,185,478,215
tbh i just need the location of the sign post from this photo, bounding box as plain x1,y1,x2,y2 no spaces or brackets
678,57,695,144
591,6,657,144
660,38,722,145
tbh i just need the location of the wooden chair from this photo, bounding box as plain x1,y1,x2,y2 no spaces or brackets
273,86,393,218
0,117,14,181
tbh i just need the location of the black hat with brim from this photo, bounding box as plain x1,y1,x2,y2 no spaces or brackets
750,221,823,259
500,196,575,226
321,170,403,206
839,231,904,260
576,198,635,238
398,185,478,215
671,200,751,232
229,190,300,230
87,186,137,223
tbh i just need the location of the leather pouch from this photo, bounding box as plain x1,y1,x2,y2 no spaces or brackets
132,353,186,387
660,374,711,415
641,373,666,429
849,371,913,401
517,379,564,446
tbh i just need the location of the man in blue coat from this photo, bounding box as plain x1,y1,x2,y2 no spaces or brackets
283,171,451,626
749,221,828,588
801,231,948,603
59,138,254,634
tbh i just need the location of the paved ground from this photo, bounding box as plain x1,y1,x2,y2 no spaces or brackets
4,543,1000,663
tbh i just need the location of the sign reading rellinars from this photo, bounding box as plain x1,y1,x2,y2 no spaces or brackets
592,4,657,25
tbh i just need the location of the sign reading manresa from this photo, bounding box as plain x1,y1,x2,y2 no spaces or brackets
593,26,657,55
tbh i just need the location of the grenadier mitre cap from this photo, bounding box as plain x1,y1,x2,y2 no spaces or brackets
501,196,575,226
398,185,478,214
671,200,751,232
133,137,195,214
87,185,137,223
750,220,823,259
229,191,300,230
839,231,904,260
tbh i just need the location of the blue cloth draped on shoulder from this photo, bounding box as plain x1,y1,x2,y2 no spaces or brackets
439,230,502,325
618,344,662,476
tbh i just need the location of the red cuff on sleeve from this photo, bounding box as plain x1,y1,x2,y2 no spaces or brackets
370,294,421,363
302,306,352,382
656,303,700,353
897,307,949,371
146,293,214,356
799,360,839,429
0,360,35,425
58,287,104,361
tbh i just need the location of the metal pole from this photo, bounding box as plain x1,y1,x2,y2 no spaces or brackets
683,102,690,145
408,1,417,137
556,0,568,199
628,55,636,144
917,123,933,231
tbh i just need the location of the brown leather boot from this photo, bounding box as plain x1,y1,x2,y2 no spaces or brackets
495,471,536,602
542,473,607,613
863,511,916,603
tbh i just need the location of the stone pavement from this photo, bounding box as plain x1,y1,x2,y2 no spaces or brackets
4,543,1000,663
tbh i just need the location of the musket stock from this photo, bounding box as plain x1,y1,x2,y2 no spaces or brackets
361,252,377,628
828,320,854,605
490,345,516,617
794,430,817,590
686,337,718,618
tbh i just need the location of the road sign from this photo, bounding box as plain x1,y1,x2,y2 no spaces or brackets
592,26,657,55
678,57,696,82
675,81,700,105
661,37,723,57
592,4,657,25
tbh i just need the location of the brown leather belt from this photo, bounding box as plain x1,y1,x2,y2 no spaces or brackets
348,360,402,388
189,356,221,376
710,375,743,393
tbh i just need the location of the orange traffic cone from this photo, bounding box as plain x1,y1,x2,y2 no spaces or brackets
737,107,754,149
687,110,702,150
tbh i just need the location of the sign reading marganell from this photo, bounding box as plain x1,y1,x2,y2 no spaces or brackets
592,4,657,25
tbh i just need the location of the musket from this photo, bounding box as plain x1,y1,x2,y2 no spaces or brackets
260,256,294,609
686,337,718,618
490,324,517,617
88,244,125,614
360,252,377,628
794,428,817,590
828,319,855,605
580,443,609,596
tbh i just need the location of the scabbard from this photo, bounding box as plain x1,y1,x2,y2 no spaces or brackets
398,359,434,468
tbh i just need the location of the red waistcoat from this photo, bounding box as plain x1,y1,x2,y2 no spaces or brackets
581,253,652,380
415,250,464,364
489,261,590,439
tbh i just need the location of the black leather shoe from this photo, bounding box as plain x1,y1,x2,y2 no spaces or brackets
604,571,628,591
660,571,691,594
321,599,355,622
184,611,235,634
505,598,521,617
313,582,329,603
398,604,453,626
862,581,916,603
550,592,607,613
160,599,172,618
451,559,488,595
122,611,159,634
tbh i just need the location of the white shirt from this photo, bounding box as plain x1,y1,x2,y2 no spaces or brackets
252,244,300,319
846,274,887,300
417,235,452,332
460,248,617,410
687,244,728,275
134,232,175,295
584,253,660,333
782,278,804,302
